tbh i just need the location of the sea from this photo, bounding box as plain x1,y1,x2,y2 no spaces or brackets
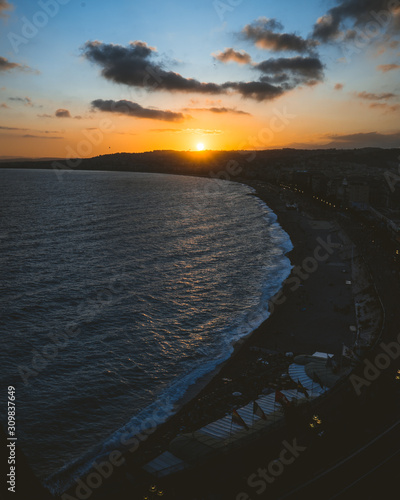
0,169,292,493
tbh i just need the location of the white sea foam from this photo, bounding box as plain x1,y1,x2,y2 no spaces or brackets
45,184,293,495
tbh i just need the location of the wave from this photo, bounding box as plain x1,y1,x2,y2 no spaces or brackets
44,190,293,496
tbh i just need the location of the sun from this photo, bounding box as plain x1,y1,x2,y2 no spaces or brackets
197,142,205,151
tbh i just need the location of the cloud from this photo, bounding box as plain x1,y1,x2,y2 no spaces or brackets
0,125,28,131
38,112,87,119
241,17,318,53
55,109,71,118
377,63,400,72
355,90,399,111
8,96,34,107
0,125,61,134
0,102,8,108
356,90,397,100
324,131,400,148
312,0,400,42
83,40,223,95
150,128,223,135
184,128,223,135
0,124,63,139
212,48,252,64
222,80,286,101
368,102,400,112
82,40,296,101
149,128,181,133
91,99,188,122
182,106,251,115
0,56,36,73
253,56,325,87
0,0,13,18
0,57,22,72
204,99,222,105
22,134,63,139
334,83,344,90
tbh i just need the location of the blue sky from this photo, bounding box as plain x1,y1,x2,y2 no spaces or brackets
0,0,399,156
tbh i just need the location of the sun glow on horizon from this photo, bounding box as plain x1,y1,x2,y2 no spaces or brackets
197,142,205,151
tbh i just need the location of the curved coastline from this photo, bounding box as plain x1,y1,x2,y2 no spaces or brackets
171,187,294,408
3,161,398,499
56,175,347,497
45,177,294,495
53,173,363,499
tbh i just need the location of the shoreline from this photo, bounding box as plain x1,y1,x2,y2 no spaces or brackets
174,189,294,410
168,177,351,417
43,174,294,495
57,175,359,498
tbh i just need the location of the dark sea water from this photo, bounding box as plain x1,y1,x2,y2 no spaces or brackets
0,169,292,493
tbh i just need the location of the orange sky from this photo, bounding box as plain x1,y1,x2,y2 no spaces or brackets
1,0,399,158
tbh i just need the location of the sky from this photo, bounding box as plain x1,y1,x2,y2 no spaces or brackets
0,0,399,158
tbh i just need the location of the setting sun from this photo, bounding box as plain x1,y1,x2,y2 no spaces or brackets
197,143,205,151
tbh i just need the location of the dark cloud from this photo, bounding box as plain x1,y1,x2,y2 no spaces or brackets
0,0,13,18
8,96,33,107
0,124,63,139
0,57,21,72
91,99,188,122
368,102,400,112
356,90,397,100
83,40,223,95
83,40,323,102
324,131,400,148
253,56,325,87
0,125,28,131
242,17,319,53
0,56,35,73
355,90,399,111
0,125,61,134
377,63,400,72
183,106,251,115
22,134,63,139
38,112,87,119
55,109,71,118
312,0,400,42
150,128,223,135
212,48,252,64
221,80,286,101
